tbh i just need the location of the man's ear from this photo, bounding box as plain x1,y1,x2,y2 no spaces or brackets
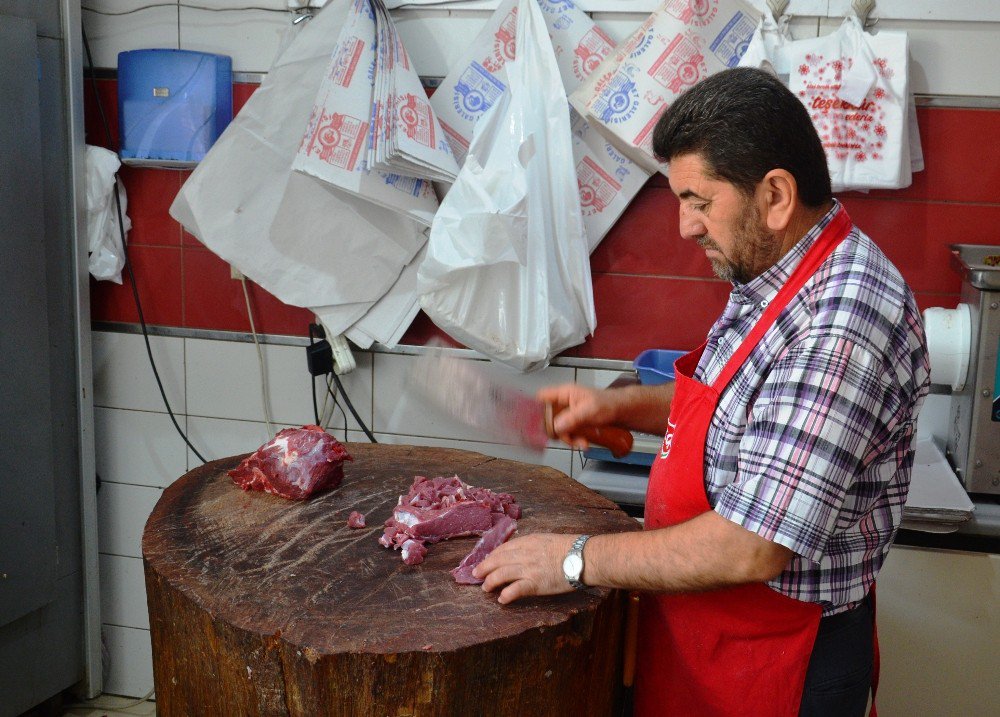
758,168,797,232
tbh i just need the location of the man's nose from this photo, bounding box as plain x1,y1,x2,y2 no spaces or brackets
678,206,705,241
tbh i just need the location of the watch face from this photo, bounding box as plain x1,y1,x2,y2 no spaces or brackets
563,553,583,580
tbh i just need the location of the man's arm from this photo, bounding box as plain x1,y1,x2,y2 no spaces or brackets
473,511,793,604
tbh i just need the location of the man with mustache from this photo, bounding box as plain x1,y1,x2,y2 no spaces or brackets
474,67,930,717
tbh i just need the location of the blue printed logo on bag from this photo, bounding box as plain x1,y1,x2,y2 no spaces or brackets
710,11,756,68
453,62,507,122
539,0,575,14
593,74,639,125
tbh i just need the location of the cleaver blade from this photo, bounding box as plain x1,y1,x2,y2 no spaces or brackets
409,351,634,458
410,352,550,452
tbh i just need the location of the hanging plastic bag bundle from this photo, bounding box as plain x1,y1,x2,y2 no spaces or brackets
85,145,130,284
169,0,430,341
568,0,759,176
428,0,651,252
786,12,920,190
418,0,596,371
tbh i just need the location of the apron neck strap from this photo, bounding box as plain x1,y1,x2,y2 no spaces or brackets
711,207,853,393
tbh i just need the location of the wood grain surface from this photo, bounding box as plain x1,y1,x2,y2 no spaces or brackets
142,443,641,716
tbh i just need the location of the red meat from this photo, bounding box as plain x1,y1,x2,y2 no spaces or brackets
451,515,518,584
228,425,352,500
347,511,366,528
379,475,520,567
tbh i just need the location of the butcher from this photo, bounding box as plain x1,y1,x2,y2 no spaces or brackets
473,67,930,716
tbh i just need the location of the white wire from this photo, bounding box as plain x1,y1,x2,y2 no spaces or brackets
82,3,289,15
69,687,155,711
240,276,276,437
116,688,156,709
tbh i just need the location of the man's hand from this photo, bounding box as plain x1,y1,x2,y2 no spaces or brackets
473,533,577,604
536,384,618,450
537,381,676,442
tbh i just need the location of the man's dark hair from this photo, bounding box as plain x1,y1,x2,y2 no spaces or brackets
652,67,832,208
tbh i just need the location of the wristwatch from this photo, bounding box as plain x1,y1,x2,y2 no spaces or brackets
563,534,591,590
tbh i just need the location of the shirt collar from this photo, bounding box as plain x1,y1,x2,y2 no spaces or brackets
730,199,842,306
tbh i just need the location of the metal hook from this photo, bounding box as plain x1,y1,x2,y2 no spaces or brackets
766,0,790,19
292,10,314,25
852,0,877,28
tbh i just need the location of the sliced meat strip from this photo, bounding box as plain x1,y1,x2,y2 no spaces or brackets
451,516,518,585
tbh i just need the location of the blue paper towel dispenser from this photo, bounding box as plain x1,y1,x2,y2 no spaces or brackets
117,49,232,164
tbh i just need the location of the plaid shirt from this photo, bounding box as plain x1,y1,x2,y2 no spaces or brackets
694,202,930,615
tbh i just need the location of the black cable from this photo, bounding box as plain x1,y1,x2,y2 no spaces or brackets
83,24,208,464
329,378,350,437
322,376,351,440
311,375,320,426
328,374,377,443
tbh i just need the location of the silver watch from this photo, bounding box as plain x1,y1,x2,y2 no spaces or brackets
562,534,591,590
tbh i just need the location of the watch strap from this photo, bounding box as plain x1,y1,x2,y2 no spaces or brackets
565,534,591,590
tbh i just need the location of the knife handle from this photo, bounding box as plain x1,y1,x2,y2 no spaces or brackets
543,404,634,459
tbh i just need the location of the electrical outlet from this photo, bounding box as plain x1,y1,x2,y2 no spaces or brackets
230,264,243,281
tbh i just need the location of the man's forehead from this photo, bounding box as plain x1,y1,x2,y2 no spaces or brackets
667,153,714,196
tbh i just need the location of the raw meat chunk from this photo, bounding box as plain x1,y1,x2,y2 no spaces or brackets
393,500,493,542
451,516,518,584
228,425,352,500
379,475,520,566
347,511,366,528
401,539,427,565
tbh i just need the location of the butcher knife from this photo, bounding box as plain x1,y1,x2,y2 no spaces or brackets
410,351,633,458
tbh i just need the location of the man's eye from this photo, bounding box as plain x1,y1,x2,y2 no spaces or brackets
693,203,709,213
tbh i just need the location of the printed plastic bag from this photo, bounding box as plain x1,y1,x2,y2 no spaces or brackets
290,0,450,224
418,0,595,371
85,145,129,283
788,15,916,190
428,0,651,251
568,0,759,175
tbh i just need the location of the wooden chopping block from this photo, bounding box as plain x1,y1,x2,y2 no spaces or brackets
142,443,641,716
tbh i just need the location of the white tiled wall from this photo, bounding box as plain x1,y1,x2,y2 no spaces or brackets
92,329,620,696
81,0,1000,97
102,625,155,698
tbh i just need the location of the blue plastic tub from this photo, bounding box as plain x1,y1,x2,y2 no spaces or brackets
118,49,232,163
633,349,685,385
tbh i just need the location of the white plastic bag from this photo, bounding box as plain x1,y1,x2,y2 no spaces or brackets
737,5,792,80
169,0,428,338
788,15,915,190
85,145,129,283
418,0,595,371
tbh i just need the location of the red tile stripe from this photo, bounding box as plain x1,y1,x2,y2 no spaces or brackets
86,79,993,358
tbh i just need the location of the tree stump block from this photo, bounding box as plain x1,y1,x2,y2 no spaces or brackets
142,443,641,716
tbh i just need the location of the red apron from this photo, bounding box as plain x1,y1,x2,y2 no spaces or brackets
634,208,876,716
